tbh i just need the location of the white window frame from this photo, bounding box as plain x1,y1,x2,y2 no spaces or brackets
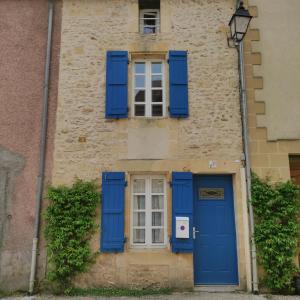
132,60,166,118
139,9,160,34
130,175,167,248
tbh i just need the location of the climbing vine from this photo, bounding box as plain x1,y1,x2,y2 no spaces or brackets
251,173,300,293
44,179,99,289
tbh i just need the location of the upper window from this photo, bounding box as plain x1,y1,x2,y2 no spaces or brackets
139,0,160,34
133,60,165,117
131,175,167,247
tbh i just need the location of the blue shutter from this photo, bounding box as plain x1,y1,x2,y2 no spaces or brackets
105,51,128,118
169,51,188,118
101,172,126,252
171,172,193,253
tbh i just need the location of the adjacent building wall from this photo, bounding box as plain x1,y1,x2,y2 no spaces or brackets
250,0,300,141
244,0,300,181
0,0,61,291
244,0,300,268
53,0,251,289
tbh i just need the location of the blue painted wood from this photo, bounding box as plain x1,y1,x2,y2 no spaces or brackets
101,172,125,252
171,172,193,253
193,175,238,285
169,51,188,118
105,51,128,118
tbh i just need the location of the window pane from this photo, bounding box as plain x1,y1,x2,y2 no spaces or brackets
133,212,145,226
144,19,156,26
144,27,156,34
152,90,162,102
152,179,164,193
135,105,145,116
133,229,145,243
135,90,145,102
152,228,163,243
151,62,162,74
144,12,158,18
152,195,164,209
152,212,163,226
133,195,145,209
134,62,145,74
152,75,162,88
135,75,145,88
152,105,163,116
133,179,145,193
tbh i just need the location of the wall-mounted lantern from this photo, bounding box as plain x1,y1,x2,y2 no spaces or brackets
228,1,252,47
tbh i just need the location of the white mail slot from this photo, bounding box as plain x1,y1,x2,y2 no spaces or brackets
176,216,189,239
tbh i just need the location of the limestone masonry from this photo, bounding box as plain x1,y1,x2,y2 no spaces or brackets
52,0,251,289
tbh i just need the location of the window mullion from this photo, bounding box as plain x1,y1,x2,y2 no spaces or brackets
164,179,167,244
162,62,165,117
146,177,152,246
146,62,151,117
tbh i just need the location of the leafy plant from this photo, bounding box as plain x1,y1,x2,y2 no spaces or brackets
251,173,300,293
44,179,99,290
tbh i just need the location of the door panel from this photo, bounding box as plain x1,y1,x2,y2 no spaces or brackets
193,175,238,285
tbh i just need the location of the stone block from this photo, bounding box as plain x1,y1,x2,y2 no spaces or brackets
258,141,278,154
251,154,269,167
268,154,289,168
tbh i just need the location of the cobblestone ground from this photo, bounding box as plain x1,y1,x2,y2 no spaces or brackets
2,292,300,300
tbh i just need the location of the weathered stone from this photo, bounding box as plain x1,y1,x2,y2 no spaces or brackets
52,0,250,290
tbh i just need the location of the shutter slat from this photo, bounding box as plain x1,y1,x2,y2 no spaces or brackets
169,51,189,118
105,51,128,118
171,172,193,253
101,172,125,252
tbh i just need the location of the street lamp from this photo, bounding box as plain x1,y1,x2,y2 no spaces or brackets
228,1,252,46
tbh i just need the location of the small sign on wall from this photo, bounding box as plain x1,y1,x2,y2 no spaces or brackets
209,160,217,168
176,216,189,239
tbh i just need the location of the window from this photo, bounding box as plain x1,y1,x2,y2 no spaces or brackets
131,175,167,247
140,10,160,34
133,61,165,117
289,155,300,186
139,0,160,34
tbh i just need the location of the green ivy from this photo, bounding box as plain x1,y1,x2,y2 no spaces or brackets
251,173,300,293
44,179,99,289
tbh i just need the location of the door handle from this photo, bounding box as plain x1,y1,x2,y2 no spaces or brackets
193,227,199,239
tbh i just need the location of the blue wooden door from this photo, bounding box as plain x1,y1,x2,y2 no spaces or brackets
193,175,238,285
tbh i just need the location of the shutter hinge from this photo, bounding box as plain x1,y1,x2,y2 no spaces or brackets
127,59,130,65
169,181,172,187
125,181,128,187
127,107,129,113
167,59,169,64
124,237,127,243
167,106,170,112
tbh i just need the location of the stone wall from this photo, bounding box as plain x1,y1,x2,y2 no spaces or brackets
245,0,300,270
53,0,251,289
249,0,300,141
53,0,242,185
245,0,300,182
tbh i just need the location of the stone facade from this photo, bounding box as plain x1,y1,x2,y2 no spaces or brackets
244,0,300,182
245,0,300,269
0,0,61,292
52,0,251,290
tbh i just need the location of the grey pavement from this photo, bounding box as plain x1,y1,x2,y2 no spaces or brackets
2,292,300,300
